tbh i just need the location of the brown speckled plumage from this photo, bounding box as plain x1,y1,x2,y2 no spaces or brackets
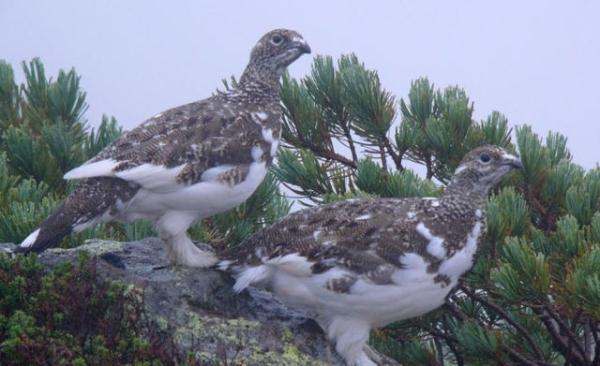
226,194,485,288
225,146,520,288
104,99,280,185
221,145,522,366
18,29,311,257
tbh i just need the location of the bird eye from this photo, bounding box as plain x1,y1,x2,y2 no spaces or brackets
270,35,284,45
480,154,491,163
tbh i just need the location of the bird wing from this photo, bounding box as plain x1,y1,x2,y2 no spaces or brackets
64,96,272,192
227,198,433,293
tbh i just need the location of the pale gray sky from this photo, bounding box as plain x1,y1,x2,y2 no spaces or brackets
2,0,599,169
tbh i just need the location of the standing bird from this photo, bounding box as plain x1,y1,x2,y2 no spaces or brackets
220,146,522,366
17,29,311,268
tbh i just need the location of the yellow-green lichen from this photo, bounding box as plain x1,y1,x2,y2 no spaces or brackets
174,314,327,365
48,239,125,256
154,316,169,331
279,327,311,364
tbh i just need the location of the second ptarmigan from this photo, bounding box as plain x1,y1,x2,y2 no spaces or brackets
220,145,522,366
17,29,311,267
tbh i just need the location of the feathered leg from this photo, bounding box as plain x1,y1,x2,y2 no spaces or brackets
321,316,375,366
155,210,217,268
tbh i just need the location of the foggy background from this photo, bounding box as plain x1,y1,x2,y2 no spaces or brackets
2,0,599,169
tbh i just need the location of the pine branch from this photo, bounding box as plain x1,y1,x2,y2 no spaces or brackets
585,322,594,363
341,123,359,164
318,147,357,169
443,299,469,322
433,335,445,366
425,153,434,180
378,145,387,170
545,305,590,364
592,321,600,366
458,285,546,361
291,141,357,169
427,327,464,366
505,348,542,366
383,138,403,170
534,305,589,366
446,294,553,366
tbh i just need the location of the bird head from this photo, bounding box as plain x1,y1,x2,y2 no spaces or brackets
448,145,523,196
248,29,311,74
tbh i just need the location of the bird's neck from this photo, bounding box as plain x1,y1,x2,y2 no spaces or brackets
441,181,489,211
238,64,282,99
443,171,490,204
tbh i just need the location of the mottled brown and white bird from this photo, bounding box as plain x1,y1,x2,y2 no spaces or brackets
220,145,522,366
17,29,311,267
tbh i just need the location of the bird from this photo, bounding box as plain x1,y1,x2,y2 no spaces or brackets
219,145,523,366
16,29,311,268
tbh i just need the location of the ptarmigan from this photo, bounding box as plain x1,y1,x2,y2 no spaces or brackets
220,145,522,366
17,29,311,267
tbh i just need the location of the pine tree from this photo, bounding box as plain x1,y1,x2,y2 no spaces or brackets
275,54,600,365
0,58,288,248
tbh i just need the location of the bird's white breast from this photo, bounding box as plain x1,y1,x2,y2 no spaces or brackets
124,160,267,218
266,262,449,329
439,219,482,281
116,143,271,221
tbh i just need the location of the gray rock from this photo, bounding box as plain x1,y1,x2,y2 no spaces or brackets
0,243,16,254
37,238,345,365
35,238,402,365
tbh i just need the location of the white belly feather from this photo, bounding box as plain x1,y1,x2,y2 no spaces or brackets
269,253,450,328
71,129,276,224
120,160,267,220
236,219,483,329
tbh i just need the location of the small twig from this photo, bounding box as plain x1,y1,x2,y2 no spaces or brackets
432,334,445,366
341,123,359,164
313,146,357,169
592,320,600,366
506,348,541,366
584,321,594,363
288,129,358,169
378,144,388,170
443,301,469,322
573,309,584,334
534,306,588,366
544,305,589,364
383,138,403,170
425,153,434,180
445,336,465,366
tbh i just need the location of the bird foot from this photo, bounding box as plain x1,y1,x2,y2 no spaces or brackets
174,250,218,268
161,234,218,268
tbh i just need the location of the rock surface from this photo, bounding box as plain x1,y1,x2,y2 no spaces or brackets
22,238,357,365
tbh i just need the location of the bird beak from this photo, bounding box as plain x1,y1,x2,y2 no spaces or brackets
292,37,311,54
501,153,523,169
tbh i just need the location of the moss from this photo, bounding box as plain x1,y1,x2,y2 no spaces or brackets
0,252,180,365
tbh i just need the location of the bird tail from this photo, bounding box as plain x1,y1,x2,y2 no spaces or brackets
16,202,74,253
15,177,139,254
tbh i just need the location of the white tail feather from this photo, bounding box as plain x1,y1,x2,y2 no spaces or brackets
20,229,40,248
64,159,118,180
233,265,270,293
